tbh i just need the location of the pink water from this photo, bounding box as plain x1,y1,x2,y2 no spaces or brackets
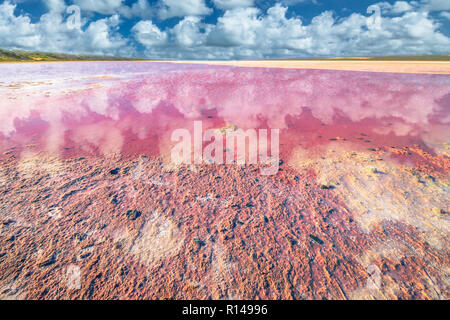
0,61,449,162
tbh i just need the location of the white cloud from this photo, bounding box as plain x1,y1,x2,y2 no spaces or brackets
157,0,212,20
133,3,450,59
376,1,414,14
172,16,206,47
1,0,449,60
392,1,414,12
73,0,125,15
118,0,153,19
44,0,66,13
83,15,127,51
420,0,450,11
0,1,40,49
207,7,262,46
366,0,450,14
72,0,153,18
132,20,168,46
0,1,132,56
212,0,255,10
279,0,317,5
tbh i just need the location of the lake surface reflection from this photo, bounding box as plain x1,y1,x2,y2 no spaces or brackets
0,61,448,160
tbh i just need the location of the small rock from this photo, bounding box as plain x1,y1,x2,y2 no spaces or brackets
432,208,446,215
230,204,241,210
193,238,205,247
126,209,141,220
365,166,378,174
73,232,87,241
286,236,297,246
110,194,118,204
309,234,324,245
1,219,15,226
109,168,120,175
37,253,55,267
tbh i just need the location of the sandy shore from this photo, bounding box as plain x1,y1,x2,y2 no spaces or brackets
169,60,450,74
2,59,450,74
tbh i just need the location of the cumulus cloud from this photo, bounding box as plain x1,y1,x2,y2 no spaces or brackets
132,20,168,47
376,1,413,14
133,3,450,59
157,0,212,20
0,1,40,49
73,0,125,15
420,0,450,11
1,0,449,59
279,0,318,5
212,0,255,10
172,16,207,47
44,0,66,13
207,7,262,47
0,1,132,56
83,14,128,52
72,0,153,18
118,0,153,19
376,0,450,13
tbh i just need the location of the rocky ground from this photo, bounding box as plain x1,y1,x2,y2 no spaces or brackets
0,142,448,299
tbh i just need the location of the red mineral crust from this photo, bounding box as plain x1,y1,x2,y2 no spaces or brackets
0,62,449,299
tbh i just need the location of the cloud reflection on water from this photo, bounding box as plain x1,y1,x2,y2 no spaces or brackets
0,62,448,157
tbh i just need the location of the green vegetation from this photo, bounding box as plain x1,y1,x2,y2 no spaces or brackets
0,48,140,62
1,48,449,62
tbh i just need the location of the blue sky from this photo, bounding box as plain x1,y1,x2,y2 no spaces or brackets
1,0,449,59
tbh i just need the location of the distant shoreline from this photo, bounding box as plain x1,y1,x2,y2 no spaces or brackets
169,60,450,75
1,57,449,63
1,60,450,75
1,48,449,63
0,60,150,64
